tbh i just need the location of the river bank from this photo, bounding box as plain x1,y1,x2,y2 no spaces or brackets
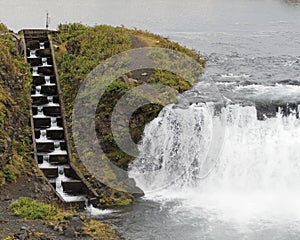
0,22,205,239
0,23,121,240
54,23,205,207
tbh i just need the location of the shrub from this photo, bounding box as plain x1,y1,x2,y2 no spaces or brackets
9,197,57,220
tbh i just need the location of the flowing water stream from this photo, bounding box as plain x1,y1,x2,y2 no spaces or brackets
2,0,300,239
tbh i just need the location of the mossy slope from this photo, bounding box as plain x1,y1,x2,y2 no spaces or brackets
0,23,32,187
54,23,205,205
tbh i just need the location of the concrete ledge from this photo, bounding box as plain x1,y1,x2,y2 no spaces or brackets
41,85,58,95
49,154,68,164
41,167,59,178
62,180,85,194
33,118,51,128
36,142,55,152
32,75,56,85
46,129,64,140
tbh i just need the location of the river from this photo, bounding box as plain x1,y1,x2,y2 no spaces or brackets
2,0,300,239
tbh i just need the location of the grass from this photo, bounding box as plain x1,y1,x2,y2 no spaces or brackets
9,197,119,239
83,219,119,240
9,197,57,221
54,23,205,206
0,23,33,187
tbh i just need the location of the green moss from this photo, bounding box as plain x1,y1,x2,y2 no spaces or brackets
1,153,25,185
83,219,119,240
0,171,5,187
9,197,119,239
54,23,204,205
97,185,134,206
0,23,9,33
0,25,32,188
113,197,132,206
9,197,57,221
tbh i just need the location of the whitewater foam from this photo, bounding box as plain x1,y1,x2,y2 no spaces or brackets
130,103,300,223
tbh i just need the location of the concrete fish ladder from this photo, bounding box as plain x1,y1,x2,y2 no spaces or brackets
22,30,98,208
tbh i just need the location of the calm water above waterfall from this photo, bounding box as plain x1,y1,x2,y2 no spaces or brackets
2,0,300,239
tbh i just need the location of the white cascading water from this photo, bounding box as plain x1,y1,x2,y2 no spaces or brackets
130,103,221,190
130,103,300,222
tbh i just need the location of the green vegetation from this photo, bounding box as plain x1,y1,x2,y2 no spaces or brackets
83,219,119,240
0,22,119,236
9,197,119,239
9,197,57,220
54,23,205,205
0,23,33,187
54,23,131,122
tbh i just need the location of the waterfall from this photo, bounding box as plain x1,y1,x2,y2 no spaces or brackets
130,103,300,203
130,103,224,191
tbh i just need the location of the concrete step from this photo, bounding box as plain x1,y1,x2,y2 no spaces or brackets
24,29,99,205
32,76,56,86
33,117,63,129
23,29,48,39
31,66,54,76
36,49,52,58
31,85,58,96
43,105,61,116
37,66,54,76
41,85,58,95
47,129,65,140
34,129,64,140
26,40,50,50
64,167,80,180
26,49,51,58
60,141,67,151
40,167,58,178
36,141,55,152
37,154,68,165
31,95,48,105
27,57,53,66
32,106,61,117
62,180,85,194
49,154,69,165
31,95,59,105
